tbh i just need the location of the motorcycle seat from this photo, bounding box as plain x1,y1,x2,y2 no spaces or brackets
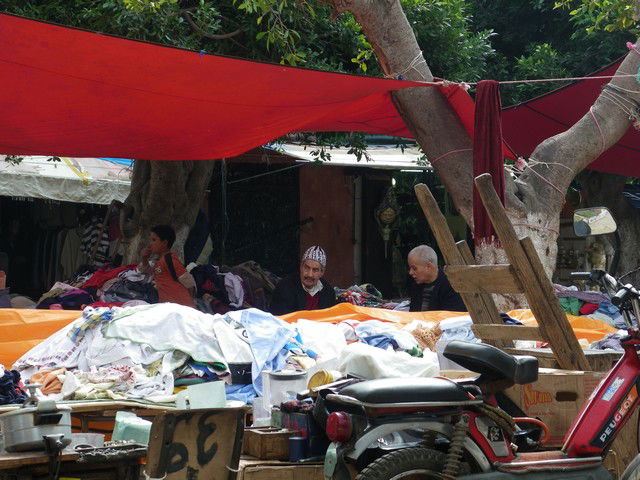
337,377,479,406
443,340,538,385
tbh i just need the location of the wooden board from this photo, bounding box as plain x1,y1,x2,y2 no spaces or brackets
146,407,247,480
506,348,621,372
0,400,175,414
0,450,79,470
472,324,543,341
445,264,523,294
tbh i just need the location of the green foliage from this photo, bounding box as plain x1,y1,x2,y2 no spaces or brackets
504,43,570,103
555,0,639,34
469,0,629,105
402,0,495,82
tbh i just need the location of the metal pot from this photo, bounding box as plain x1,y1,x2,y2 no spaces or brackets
0,385,71,452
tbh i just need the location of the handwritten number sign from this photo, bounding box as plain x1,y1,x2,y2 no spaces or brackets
147,408,246,480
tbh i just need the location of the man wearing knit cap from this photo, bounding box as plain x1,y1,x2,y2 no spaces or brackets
269,245,338,315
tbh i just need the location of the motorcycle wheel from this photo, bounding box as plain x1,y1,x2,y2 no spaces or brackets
621,453,640,480
355,447,447,480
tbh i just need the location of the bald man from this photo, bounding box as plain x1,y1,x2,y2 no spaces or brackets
407,245,465,312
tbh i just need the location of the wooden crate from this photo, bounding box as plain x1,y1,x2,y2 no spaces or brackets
242,427,298,460
238,456,324,480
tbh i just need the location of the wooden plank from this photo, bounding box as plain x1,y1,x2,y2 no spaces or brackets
445,264,524,294
504,348,621,372
521,237,590,370
414,184,467,266
472,324,543,341
0,451,79,470
474,173,590,371
146,407,247,480
239,457,325,480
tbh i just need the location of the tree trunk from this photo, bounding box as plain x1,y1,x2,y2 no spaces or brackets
120,160,214,263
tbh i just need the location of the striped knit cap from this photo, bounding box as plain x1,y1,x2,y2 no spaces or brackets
302,246,327,269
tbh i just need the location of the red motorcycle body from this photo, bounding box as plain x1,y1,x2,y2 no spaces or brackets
564,335,640,457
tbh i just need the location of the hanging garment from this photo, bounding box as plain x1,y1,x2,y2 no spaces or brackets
80,216,110,264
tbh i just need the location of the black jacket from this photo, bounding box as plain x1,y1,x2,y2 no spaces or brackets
269,273,338,315
409,269,466,312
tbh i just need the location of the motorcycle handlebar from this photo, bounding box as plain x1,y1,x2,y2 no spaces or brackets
570,272,591,279
612,284,640,307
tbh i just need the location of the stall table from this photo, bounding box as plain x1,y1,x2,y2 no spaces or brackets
0,399,175,436
0,446,145,479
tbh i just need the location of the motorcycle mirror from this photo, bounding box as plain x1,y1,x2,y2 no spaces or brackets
573,207,617,237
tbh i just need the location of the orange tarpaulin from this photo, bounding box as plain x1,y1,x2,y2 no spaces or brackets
280,303,617,344
0,309,79,368
280,302,456,324
508,309,617,344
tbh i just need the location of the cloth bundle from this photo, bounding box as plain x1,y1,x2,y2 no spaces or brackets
30,368,66,395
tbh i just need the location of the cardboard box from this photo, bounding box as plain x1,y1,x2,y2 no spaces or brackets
441,368,607,446
505,368,607,446
242,428,298,460
238,456,324,480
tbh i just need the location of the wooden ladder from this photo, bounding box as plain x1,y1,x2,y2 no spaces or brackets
414,173,590,371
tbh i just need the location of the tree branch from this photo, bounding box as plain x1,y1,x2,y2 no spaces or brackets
518,45,640,215
181,9,242,40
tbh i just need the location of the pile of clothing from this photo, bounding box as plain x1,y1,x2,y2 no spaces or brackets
554,284,625,329
34,260,280,314
12,304,307,404
36,264,156,309
11,302,456,406
335,284,386,308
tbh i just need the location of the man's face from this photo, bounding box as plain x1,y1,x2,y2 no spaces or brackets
408,254,437,285
300,259,324,289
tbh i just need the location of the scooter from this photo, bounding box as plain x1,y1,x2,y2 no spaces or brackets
321,322,640,480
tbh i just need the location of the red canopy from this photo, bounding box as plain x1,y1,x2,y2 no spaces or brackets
502,60,640,177
1,13,636,174
0,13,503,162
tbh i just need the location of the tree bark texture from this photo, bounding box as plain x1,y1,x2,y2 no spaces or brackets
322,0,640,306
120,160,214,263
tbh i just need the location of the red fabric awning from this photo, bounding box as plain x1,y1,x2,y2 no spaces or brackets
2,13,634,175
502,59,640,177
0,13,428,161
0,14,512,162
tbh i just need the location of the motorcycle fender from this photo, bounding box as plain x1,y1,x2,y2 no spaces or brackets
457,465,613,480
323,442,351,480
345,421,491,472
